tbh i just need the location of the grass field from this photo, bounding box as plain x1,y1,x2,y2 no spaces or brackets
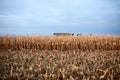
0,35,120,80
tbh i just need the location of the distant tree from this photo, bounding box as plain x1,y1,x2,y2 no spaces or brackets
53,33,74,36
77,33,82,36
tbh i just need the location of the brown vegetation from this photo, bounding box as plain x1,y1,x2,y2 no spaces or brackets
0,35,120,80
0,35,120,51
0,50,120,80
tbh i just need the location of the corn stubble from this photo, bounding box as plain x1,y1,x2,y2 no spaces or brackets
0,35,120,80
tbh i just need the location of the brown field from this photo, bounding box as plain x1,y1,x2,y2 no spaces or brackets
0,50,120,80
0,35,120,51
0,35,120,80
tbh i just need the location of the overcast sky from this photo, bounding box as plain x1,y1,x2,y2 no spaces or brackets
0,0,120,35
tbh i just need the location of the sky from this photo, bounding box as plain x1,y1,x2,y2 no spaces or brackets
0,0,120,35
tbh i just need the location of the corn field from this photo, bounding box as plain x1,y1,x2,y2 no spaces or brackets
0,35,120,51
0,50,120,80
0,35,120,80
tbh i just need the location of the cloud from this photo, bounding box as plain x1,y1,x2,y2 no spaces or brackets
0,14,31,27
0,0,120,35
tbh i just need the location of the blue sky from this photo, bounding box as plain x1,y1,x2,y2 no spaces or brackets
0,0,120,35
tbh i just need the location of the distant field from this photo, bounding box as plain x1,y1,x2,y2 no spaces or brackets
0,35,120,80
0,35,120,51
